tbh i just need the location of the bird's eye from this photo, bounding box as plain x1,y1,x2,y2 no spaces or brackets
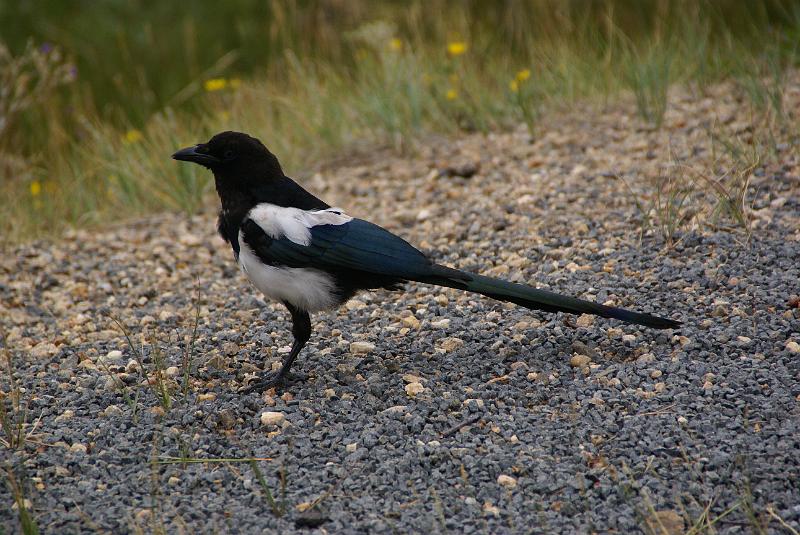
224,149,236,160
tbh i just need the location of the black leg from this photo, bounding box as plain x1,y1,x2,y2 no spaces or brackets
239,302,311,393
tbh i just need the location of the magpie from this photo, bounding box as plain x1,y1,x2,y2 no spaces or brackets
173,131,679,392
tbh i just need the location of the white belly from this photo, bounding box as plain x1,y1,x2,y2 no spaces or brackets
237,241,338,312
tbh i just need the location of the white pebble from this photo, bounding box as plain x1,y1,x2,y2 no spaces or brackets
405,382,425,397
260,411,285,426
497,474,517,488
350,341,375,354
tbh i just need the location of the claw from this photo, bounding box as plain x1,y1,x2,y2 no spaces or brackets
238,370,307,393
238,372,284,393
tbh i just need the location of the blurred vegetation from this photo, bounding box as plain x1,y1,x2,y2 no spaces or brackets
1,0,798,241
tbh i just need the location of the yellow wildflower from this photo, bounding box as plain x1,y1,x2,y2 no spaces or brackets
30,180,42,197
446,88,458,101
509,80,519,93
389,38,402,51
516,69,531,82
124,129,143,145
229,78,242,89
204,78,227,92
447,42,467,56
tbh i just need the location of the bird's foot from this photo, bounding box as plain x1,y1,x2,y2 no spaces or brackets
238,370,307,393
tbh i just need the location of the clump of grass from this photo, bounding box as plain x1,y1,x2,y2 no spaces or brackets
0,340,44,452
97,357,141,423
618,115,775,247
623,40,673,128
249,459,286,518
0,41,75,168
181,285,202,397
108,315,175,414
4,464,40,535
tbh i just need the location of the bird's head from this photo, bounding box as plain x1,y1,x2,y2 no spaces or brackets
172,131,283,184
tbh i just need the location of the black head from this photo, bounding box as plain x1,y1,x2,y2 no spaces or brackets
172,131,283,180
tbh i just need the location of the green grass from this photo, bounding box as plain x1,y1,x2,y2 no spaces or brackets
1,340,41,534
1,0,799,242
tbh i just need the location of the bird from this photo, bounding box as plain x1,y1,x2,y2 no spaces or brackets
173,131,679,392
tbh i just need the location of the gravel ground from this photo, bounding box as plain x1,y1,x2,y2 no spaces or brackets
2,82,799,534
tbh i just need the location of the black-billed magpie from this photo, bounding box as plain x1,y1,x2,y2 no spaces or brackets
173,131,679,392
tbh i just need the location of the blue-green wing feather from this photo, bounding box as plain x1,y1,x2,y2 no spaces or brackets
243,218,433,279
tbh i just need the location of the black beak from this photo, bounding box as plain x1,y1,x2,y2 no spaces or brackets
172,144,220,166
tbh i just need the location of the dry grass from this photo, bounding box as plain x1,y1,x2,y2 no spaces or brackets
0,0,798,242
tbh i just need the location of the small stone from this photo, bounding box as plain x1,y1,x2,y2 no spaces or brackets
703,380,713,390
438,337,464,352
677,416,688,425
570,354,591,368
197,393,216,402
158,310,176,322
102,404,123,417
78,359,98,371
102,350,124,363
654,382,666,393
402,316,421,329
402,373,424,384
168,476,181,487
527,372,539,381
711,305,728,317
405,382,425,397
622,334,636,343
345,443,358,453
324,388,336,399
55,410,75,422
70,443,88,454
483,501,500,517
296,502,313,513
165,366,179,377
736,336,752,345
649,510,685,535
786,340,800,354
636,353,656,364
430,319,450,328
31,342,59,358
217,409,236,429
497,474,517,488
135,509,152,523
260,411,285,426
650,370,662,379
345,299,366,311
350,341,375,354
576,314,595,327
222,342,239,356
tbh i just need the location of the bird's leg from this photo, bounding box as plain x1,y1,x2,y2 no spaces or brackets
239,303,311,393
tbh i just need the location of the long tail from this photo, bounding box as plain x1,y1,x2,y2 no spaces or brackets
418,264,679,329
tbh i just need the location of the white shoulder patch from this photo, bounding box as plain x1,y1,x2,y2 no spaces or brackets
247,204,353,246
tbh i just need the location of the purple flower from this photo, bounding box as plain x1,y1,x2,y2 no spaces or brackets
40,42,54,54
